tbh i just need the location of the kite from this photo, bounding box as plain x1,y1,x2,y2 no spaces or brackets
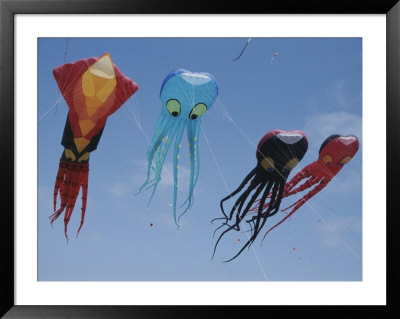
212,129,308,262
50,53,138,239
251,134,359,239
270,52,278,64
233,37,252,61
137,69,218,227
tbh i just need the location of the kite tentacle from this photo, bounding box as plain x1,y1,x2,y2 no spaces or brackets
262,177,331,241
212,178,266,261
285,175,323,197
284,165,313,195
146,121,180,207
53,159,68,211
50,160,73,225
171,120,186,226
225,180,271,262
177,120,196,211
245,178,274,234
137,115,172,194
192,120,201,186
177,120,203,225
77,163,89,237
63,163,81,237
215,167,258,221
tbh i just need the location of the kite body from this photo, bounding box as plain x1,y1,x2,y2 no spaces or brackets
212,129,308,261
253,134,360,239
50,53,138,239
232,37,252,61
138,69,218,227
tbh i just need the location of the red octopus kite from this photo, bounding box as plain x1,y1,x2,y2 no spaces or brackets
50,53,138,239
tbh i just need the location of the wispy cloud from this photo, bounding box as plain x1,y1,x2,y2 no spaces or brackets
108,182,130,198
329,79,361,109
87,232,101,242
300,111,362,196
130,159,191,190
304,111,362,149
306,79,361,112
315,215,361,248
38,185,53,213
323,168,362,194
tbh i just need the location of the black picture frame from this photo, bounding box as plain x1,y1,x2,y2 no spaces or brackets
1,0,399,318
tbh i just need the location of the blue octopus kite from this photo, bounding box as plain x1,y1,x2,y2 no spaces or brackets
138,69,218,227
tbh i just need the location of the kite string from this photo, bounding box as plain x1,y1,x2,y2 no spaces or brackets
38,38,70,122
38,97,63,122
212,95,288,182
55,38,70,114
201,126,269,280
124,95,151,145
301,199,362,262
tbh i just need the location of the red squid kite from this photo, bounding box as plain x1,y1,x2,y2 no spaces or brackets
50,53,138,239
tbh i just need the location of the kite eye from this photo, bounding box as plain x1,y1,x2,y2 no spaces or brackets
282,158,299,173
166,99,181,117
189,103,207,120
322,154,333,165
78,152,90,163
338,155,352,167
64,149,76,161
261,157,275,172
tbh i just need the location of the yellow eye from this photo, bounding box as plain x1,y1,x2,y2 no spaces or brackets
78,152,90,162
64,149,76,161
322,154,333,165
261,157,274,172
282,158,299,173
338,156,352,167
189,103,207,120
166,99,181,117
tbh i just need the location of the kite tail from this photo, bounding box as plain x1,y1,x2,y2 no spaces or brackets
232,37,251,61
171,120,186,227
136,115,171,195
262,177,331,241
177,120,200,225
146,122,179,207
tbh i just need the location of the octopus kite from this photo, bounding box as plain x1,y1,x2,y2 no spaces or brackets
50,53,138,239
137,69,218,227
251,134,359,240
212,129,308,262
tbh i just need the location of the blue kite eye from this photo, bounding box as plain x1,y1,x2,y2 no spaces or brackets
189,103,207,120
166,99,181,117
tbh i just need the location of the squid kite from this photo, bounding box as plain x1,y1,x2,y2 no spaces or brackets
212,129,308,262
251,134,360,240
50,53,138,239
137,69,218,227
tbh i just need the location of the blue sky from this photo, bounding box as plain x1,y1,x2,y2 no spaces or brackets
38,37,362,281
